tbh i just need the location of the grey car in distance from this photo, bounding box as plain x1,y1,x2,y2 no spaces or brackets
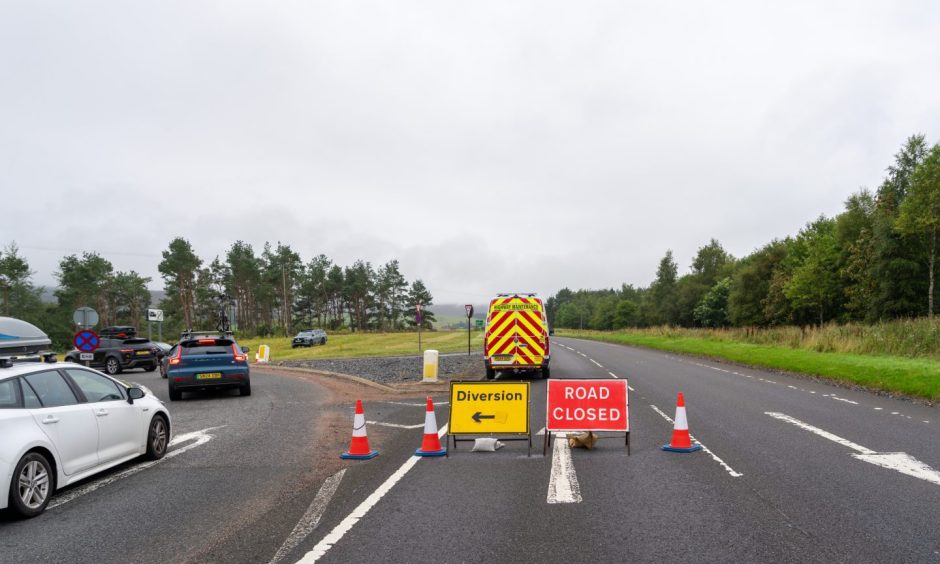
291,329,327,348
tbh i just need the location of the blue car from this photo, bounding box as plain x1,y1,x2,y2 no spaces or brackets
166,333,251,401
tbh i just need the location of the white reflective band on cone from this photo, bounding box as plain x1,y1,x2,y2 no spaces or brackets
674,406,689,430
424,411,438,434
352,413,368,437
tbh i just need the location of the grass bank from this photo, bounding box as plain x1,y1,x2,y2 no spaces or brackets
559,329,940,401
239,330,484,361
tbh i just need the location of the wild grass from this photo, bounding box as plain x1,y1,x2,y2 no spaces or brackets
239,330,484,361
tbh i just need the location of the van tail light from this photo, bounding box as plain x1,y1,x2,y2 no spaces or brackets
232,344,247,363
169,346,182,366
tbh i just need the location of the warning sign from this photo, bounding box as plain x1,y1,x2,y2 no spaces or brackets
546,379,628,432
449,381,529,435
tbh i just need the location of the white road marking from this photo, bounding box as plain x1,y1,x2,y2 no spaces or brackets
366,421,423,429
578,352,587,358
47,426,223,510
547,433,582,504
829,396,859,405
650,406,742,478
608,371,618,379
535,427,546,436
382,401,448,407
297,424,449,563
627,385,636,392
590,359,603,368
270,469,346,564
766,412,940,487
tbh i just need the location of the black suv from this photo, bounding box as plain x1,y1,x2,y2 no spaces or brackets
64,333,158,375
292,329,328,348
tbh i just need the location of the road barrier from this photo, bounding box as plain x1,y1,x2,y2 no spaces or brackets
662,392,701,453
415,396,447,457
341,400,379,460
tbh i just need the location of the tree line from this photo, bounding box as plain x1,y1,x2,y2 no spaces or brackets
0,239,435,348
157,238,434,336
548,134,940,330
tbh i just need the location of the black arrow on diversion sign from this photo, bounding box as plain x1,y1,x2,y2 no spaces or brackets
472,412,496,423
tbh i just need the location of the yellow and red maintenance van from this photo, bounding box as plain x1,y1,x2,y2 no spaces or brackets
484,293,551,379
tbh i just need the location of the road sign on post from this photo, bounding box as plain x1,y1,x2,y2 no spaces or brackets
72,307,99,329
73,329,100,368
416,304,423,352
147,309,164,322
465,304,474,356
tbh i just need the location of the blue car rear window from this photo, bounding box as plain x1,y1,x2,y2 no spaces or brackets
182,339,234,356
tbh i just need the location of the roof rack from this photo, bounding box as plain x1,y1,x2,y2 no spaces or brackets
180,329,235,340
0,351,58,369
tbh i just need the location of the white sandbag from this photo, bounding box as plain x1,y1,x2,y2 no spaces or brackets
471,438,504,452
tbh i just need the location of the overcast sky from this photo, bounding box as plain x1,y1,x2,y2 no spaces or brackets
2,1,939,303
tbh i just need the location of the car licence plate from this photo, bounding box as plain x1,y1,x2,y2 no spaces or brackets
196,372,222,380
136,350,150,356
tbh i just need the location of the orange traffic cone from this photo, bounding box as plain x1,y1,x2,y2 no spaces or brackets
662,392,702,453
341,400,378,460
415,396,446,457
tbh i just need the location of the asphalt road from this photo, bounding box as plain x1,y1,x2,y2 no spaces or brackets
285,337,940,564
0,366,342,564
3,340,938,563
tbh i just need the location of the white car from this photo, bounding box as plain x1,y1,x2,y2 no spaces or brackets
0,359,171,517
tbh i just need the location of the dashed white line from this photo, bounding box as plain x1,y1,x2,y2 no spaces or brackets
590,359,603,368
297,423,449,563
547,433,582,504
650,405,742,478
47,426,223,510
608,371,618,379
366,421,424,429
270,469,346,564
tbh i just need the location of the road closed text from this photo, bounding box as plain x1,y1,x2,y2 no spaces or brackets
546,379,629,432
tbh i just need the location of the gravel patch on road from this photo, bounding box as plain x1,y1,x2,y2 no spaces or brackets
275,353,484,385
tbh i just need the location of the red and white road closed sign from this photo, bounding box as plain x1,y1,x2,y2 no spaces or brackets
546,379,629,432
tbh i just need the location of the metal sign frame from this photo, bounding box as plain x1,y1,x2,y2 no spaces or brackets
447,380,532,457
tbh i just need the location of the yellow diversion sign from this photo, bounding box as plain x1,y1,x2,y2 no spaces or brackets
448,381,529,435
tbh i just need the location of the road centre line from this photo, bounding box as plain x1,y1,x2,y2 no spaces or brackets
649,406,743,478
383,401,448,407
47,426,223,510
590,359,603,368
547,433,582,504
297,424,449,563
608,371,618,379
270,470,346,564
367,421,424,429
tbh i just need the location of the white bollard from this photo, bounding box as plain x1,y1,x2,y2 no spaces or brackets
255,344,270,363
423,349,439,382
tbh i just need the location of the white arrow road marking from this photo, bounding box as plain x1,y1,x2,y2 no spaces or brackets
47,426,223,510
297,423,449,563
547,433,582,504
766,412,940,487
269,469,346,564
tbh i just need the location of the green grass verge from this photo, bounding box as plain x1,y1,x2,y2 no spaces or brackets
558,330,940,401
239,330,485,361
